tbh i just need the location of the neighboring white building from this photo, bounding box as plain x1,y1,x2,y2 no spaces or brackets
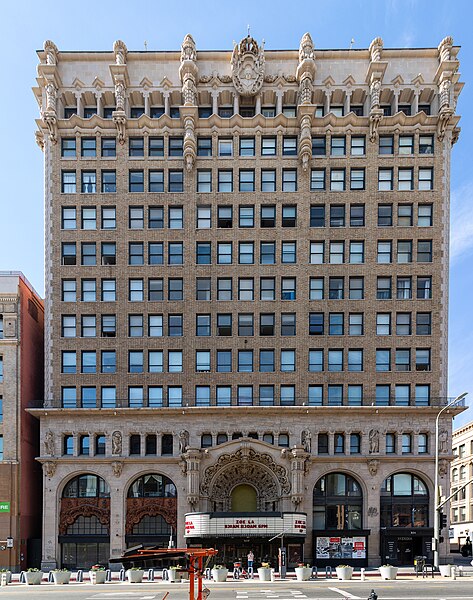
450,422,473,553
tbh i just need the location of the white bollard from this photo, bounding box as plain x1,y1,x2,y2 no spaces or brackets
90,571,97,585
451,565,456,580
360,568,365,581
270,568,275,582
0,573,7,586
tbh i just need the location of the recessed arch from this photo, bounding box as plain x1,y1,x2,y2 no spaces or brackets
231,484,258,512
313,471,363,531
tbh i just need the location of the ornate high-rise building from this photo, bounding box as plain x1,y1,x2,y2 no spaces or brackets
33,34,464,570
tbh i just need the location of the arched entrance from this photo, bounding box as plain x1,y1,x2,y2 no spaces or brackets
380,472,431,565
313,472,368,567
59,474,110,569
231,484,257,512
126,473,177,548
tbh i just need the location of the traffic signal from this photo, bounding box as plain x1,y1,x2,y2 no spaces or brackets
439,512,448,531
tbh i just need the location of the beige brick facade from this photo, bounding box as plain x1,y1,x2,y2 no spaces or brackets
33,34,463,569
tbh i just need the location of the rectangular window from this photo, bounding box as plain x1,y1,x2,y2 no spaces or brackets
81,207,96,230
61,171,76,193
416,348,431,371
216,314,231,337
217,206,233,228
260,242,275,265
331,136,346,156
349,313,363,336
168,242,183,265
217,350,232,373
330,205,345,227
149,207,164,229
330,388,343,408
81,243,96,266
169,207,183,229
350,433,361,454
419,135,434,155
260,277,275,300
377,277,391,300
62,279,76,302
61,207,76,230
169,137,184,157
239,206,254,228
417,276,432,300
259,386,274,406
81,137,96,157
282,205,296,227
149,137,164,156
281,241,296,263
149,170,164,192
398,204,413,226
350,168,365,190
259,350,275,373
238,350,254,372
148,315,163,337
310,169,325,190
197,206,212,229
310,277,324,300
101,137,116,157
349,277,364,300
282,169,297,192
129,170,144,192
196,314,211,336
377,241,392,263
351,136,365,156
330,169,345,191
240,137,255,156
398,168,414,191
282,136,297,155
168,314,183,337
101,315,116,337
101,170,116,193
376,349,391,372
262,136,277,155
397,240,412,263
418,204,433,226
196,350,211,372
386,433,396,454
129,137,144,157
417,240,432,262
281,313,296,336
395,349,411,372
81,278,96,301
419,168,433,190
261,169,276,192
378,204,393,227
239,169,255,192
309,312,324,335
216,387,232,406
197,170,212,192
217,169,233,192
197,137,212,156
148,278,163,301
329,277,344,300
196,242,212,264
310,205,325,227
328,349,343,372
217,242,232,265
376,313,391,335
378,168,393,191
239,242,254,264
61,138,76,157
396,312,412,335
399,135,414,155
129,315,144,337
310,241,324,264
379,135,394,154
218,138,233,156
309,349,323,372
312,136,326,156
416,312,431,335
376,385,390,406
402,433,412,454
217,278,232,301
260,313,275,336
237,386,253,406
169,170,184,192
196,278,211,300
238,313,254,336
329,241,344,264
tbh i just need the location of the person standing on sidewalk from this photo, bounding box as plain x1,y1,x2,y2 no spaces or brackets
247,550,254,570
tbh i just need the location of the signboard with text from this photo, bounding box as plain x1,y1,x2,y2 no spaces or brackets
0,503,10,513
185,513,307,537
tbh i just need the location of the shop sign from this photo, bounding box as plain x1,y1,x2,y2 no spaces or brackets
0,503,10,513
185,512,306,537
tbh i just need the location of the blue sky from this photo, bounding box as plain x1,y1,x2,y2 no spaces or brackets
1,0,472,426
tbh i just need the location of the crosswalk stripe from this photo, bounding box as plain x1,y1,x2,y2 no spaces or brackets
328,587,362,599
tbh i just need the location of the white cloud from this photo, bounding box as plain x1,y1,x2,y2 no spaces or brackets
450,181,473,264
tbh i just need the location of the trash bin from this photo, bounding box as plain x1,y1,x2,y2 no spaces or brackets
414,556,426,576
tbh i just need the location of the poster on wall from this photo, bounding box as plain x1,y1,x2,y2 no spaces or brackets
315,536,366,559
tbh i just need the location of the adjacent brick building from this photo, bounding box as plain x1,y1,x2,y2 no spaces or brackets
0,272,44,570
33,33,463,569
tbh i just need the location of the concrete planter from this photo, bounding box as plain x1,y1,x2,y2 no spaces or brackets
211,568,228,582
257,567,272,581
295,567,311,581
52,571,71,584
0,571,12,584
439,564,453,577
169,569,181,582
25,571,43,585
89,570,107,584
335,566,353,580
126,569,144,583
379,566,398,580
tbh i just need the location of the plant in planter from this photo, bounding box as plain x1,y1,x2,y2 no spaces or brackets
169,565,182,582
52,568,71,585
378,564,398,580
24,568,43,585
126,567,144,583
295,564,312,581
257,562,272,582
335,565,353,580
211,565,229,582
0,569,12,584
89,565,107,584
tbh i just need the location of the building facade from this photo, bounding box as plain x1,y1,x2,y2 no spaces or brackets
0,272,44,570
33,34,463,569
450,422,473,553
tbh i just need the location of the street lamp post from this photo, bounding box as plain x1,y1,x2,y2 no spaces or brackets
433,392,468,569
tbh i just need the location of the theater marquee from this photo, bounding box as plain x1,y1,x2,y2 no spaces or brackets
184,513,307,537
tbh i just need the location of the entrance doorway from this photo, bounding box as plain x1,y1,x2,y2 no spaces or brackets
396,537,422,564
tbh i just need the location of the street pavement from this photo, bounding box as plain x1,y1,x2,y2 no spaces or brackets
1,578,473,600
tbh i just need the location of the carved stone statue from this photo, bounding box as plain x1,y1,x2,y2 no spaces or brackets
301,429,312,453
438,36,453,63
111,461,123,477
44,40,59,65
438,458,449,477
44,430,55,456
113,40,128,65
179,430,190,454
45,82,57,113
370,78,381,110
111,431,122,455
114,80,125,112
369,37,384,62
299,32,315,62
43,461,56,477
231,35,265,97
368,459,379,476
439,429,449,453
439,78,452,110
181,34,197,63
369,429,380,454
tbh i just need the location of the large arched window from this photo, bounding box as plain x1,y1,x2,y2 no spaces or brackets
380,473,429,528
132,515,171,535
67,515,108,535
313,473,363,530
63,474,110,498
127,473,177,498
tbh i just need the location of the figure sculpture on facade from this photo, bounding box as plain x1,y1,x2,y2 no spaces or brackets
44,40,59,66
113,40,128,65
369,429,380,454
439,430,449,453
369,37,384,62
179,430,190,454
44,430,55,456
301,429,312,453
112,431,122,455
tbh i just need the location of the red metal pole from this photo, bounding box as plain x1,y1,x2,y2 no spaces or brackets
197,555,203,600
189,556,195,600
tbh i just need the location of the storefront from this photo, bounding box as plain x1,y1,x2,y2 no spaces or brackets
313,532,369,567
380,529,433,565
185,512,306,567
